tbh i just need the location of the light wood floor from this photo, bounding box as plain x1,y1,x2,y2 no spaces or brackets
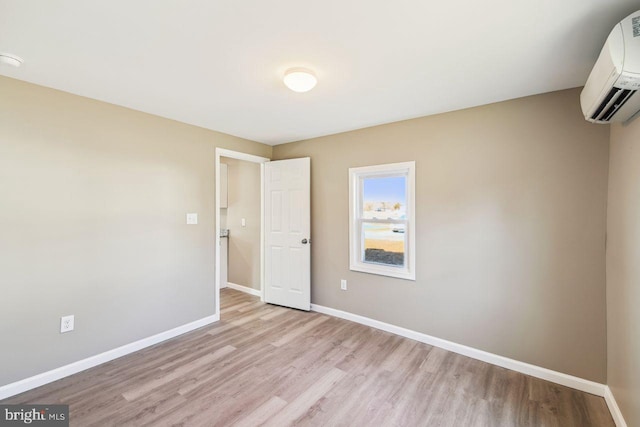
3,289,614,426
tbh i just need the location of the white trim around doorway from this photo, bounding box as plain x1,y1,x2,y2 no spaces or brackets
215,148,270,318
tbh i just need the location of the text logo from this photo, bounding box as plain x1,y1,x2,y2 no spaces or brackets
0,405,68,427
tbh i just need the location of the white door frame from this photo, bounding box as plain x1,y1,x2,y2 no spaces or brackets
215,148,270,317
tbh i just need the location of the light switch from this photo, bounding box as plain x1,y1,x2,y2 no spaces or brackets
241,218,246,227
187,213,198,225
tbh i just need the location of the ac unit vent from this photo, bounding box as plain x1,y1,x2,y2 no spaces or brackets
590,87,637,122
580,10,640,124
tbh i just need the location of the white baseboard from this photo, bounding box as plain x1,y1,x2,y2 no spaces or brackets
0,313,219,401
311,303,606,397
605,386,628,427
226,282,262,297
1,299,615,418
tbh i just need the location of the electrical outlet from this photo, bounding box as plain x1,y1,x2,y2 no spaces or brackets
60,315,74,333
341,279,347,291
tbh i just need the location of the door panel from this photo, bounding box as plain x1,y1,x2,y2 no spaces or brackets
264,158,311,311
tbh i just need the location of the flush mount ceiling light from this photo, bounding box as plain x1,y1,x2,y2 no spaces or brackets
0,53,23,67
283,68,317,93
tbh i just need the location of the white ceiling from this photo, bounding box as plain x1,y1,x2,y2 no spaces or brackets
1,1,638,145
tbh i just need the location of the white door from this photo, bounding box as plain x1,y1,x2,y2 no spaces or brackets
264,157,311,311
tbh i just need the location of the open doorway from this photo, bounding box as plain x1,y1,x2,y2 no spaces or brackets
215,148,269,318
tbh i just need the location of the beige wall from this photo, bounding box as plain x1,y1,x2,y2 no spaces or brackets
607,119,640,425
273,88,609,382
0,76,271,386
221,157,261,290
0,73,615,392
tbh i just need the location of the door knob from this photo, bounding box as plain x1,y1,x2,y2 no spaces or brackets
301,238,309,244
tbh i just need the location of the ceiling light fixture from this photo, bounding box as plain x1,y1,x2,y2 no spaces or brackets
283,68,317,93
0,53,23,67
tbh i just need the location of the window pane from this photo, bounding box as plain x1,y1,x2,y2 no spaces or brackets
349,161,415,280
363,222,405,267
362,176,406,220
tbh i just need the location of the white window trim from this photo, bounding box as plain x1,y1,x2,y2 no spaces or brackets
349,161,416,281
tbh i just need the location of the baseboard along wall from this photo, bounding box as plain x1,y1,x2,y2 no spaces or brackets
0,298,628,427
310,303,605,396
604,386,628,427
0,314,219,401
225,282,262,297
310,303,632,426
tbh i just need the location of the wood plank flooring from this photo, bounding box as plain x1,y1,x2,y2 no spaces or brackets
2,289,614,426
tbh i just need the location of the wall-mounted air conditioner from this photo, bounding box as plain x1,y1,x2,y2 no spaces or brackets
580,10,640,123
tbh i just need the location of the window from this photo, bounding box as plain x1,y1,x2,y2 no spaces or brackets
349,161,415,280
